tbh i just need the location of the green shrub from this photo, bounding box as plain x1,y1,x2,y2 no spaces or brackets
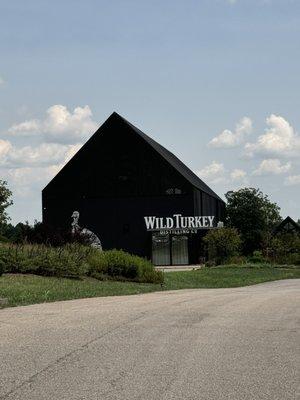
0,243,163,283
226,255,247,265
88,249,163,283
268,233,300,265
0,235,9,243
284,253,300,266
0,243,90,278
248,250,269,264
203,227,241,265
204,260,216,268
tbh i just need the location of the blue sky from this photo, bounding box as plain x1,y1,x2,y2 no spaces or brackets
0,0,299,224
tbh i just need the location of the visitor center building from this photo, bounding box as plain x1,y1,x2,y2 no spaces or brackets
42,112,225,265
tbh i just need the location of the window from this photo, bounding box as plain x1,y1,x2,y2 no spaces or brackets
118,175,128,181
165,188,182,195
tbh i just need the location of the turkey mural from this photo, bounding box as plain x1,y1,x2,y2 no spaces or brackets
71,211,102,250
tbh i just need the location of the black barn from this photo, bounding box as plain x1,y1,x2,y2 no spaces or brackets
42,112,225,265
274,216,300,236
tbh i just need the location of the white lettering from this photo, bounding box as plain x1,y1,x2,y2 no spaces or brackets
155,218,160,230
202,216,208,228
208,216,215,227
180,216,188,228
174,214,182,229
144,216,156,230
166,217,174,229
194,216,202,228
160,217,166,229
144,215,216,231
187,216,195,228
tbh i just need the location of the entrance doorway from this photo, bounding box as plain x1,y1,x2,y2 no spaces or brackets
152,233,189,266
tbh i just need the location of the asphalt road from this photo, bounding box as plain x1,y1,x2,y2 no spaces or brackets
0,280,299,400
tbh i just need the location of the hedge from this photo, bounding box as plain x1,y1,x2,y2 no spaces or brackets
87,249,163,283
0,243,163,283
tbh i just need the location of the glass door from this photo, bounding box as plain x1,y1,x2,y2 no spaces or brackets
152,233,170,265
171,235,189,265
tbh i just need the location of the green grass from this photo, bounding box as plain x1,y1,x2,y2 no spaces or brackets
0,265,299,308
0,274,161,308
164,265,300,290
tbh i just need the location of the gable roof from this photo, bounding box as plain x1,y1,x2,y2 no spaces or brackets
274,216,300,234
44,112,224,202
116,113,223,201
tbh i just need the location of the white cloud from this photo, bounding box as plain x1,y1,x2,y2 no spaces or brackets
230,168,249,187
43,105,97,143
196,162,249,188
2,166,61,198
253,159,291,176
0,142,83,201
209,117,252,148
230,168,247,181
0,139,12,158
0,140,82,168
196,161,226,184
0,77,4,85
8,120,40,136
1,104,93,217
244,114,300,158
285,175,300,186
7,104,98,144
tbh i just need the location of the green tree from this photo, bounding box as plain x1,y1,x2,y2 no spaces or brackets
0,180,13,233
270,233,300,264
225,188,281,255
203,227,241,265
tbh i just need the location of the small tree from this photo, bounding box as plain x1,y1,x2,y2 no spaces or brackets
0,180,13,233
269,233,300,265
225,188,281,254
203,227,241,265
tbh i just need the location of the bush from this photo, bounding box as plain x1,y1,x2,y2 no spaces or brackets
0,243,163,283
268,233,300,265
0,235,9,243
283,253,300,266
0,243,90,278
248,250,269,264
204,260,216,268
203,227,241,265
226,255,247,265
88,249,163,283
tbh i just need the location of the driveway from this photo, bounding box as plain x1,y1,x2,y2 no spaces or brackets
0,279,299,399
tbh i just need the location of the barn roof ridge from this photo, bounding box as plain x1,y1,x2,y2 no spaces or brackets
274,216,300,234
43,111,224,202
112,112,223,201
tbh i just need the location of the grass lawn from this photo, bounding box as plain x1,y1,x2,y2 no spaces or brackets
0,265,299,308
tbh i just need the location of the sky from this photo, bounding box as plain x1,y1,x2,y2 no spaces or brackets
0,0,299,224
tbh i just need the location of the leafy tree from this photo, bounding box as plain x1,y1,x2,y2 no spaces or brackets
203,227,241,265
2,219,93,246
225,188,281,255
0,180,13,232
269,233,300,265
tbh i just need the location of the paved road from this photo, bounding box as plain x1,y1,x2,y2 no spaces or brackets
0,280,299,400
